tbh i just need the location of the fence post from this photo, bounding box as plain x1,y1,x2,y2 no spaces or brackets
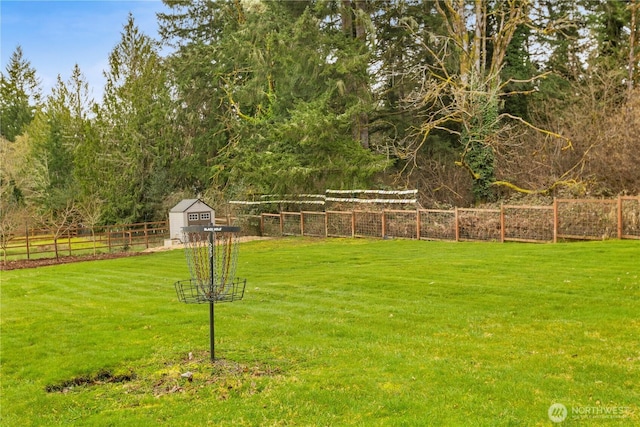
91,225,97,255
500,205,505,243
454,207,459,242
553,198,558,243
25,225,31,260
300,212,305,236
324,212,328,237
351,211,356,238
144,222,149,248
67,229,72,255
279,212,284,235
416,209,421,240
381,211,387,238
617,195,623,239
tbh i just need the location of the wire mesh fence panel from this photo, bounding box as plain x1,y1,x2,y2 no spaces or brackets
354,211,383,238
327,211,353,237
384,210,418,239
502,205,554,243
302,211,327,237
282,212,302,236
621,196,640,239
261,214,282,237
244,196,640,244
457,209,501,242
419,209,456,240
235,215,261,236
556,199,618,240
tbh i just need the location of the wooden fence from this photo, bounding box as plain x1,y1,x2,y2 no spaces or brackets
3,196,638,263
250,196,640,243
2,221,169,262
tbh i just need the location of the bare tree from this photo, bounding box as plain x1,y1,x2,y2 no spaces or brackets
501,66,640,197
39,199,79,261
77,195,103,256
0,206,24,262
397,0,577,201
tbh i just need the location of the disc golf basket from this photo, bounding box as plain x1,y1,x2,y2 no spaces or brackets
174,225,246,361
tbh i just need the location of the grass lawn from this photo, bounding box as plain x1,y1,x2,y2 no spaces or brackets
1,238,638,426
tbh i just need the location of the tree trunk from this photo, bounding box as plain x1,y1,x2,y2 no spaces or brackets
341,0,370,149
629,0,639,96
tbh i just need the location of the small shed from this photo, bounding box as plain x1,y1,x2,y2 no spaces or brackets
169,199,215,240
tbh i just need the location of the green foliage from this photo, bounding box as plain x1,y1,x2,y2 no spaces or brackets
0,136,29,251
5,0,640,219
228,95,388,195
1,239,638,425
161,1,387,199
585,0,630,62
3,54,96,228
91,14,175,223
461,88,499,204
501,23,537,119
535,0,585,79
465,139,496,203
372,1,446,144
0,46,41,141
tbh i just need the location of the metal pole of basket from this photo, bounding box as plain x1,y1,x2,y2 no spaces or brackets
208,229,215,360
174,224,247,362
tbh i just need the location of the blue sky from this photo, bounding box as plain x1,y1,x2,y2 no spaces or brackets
1,0,170,101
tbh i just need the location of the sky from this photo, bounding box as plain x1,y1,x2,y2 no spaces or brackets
1,0,171,101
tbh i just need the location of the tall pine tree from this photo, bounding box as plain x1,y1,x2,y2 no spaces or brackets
0,46,42,141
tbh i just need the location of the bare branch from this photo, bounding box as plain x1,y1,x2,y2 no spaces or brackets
499,113,573,151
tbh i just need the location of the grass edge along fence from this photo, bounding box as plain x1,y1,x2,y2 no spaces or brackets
2,221,169,262
254,196,640,243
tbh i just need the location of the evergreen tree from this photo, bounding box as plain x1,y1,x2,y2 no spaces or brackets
18,73,79,236
0,46,42,141
501,22,537,120
371,0,446,149
93,14,174,223
159,0,386,198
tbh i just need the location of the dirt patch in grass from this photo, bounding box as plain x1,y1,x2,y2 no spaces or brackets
151,351,284,398
1,252,148,271
41,353,282,399
45,369,137,393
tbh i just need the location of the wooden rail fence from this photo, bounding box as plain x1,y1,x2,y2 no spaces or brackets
2,221,169,262
3,197,638,263
250,196,640,243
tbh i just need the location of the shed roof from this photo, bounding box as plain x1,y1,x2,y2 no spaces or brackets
169,199,214,213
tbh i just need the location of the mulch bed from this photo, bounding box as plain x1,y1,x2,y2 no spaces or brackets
1,252,148,271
